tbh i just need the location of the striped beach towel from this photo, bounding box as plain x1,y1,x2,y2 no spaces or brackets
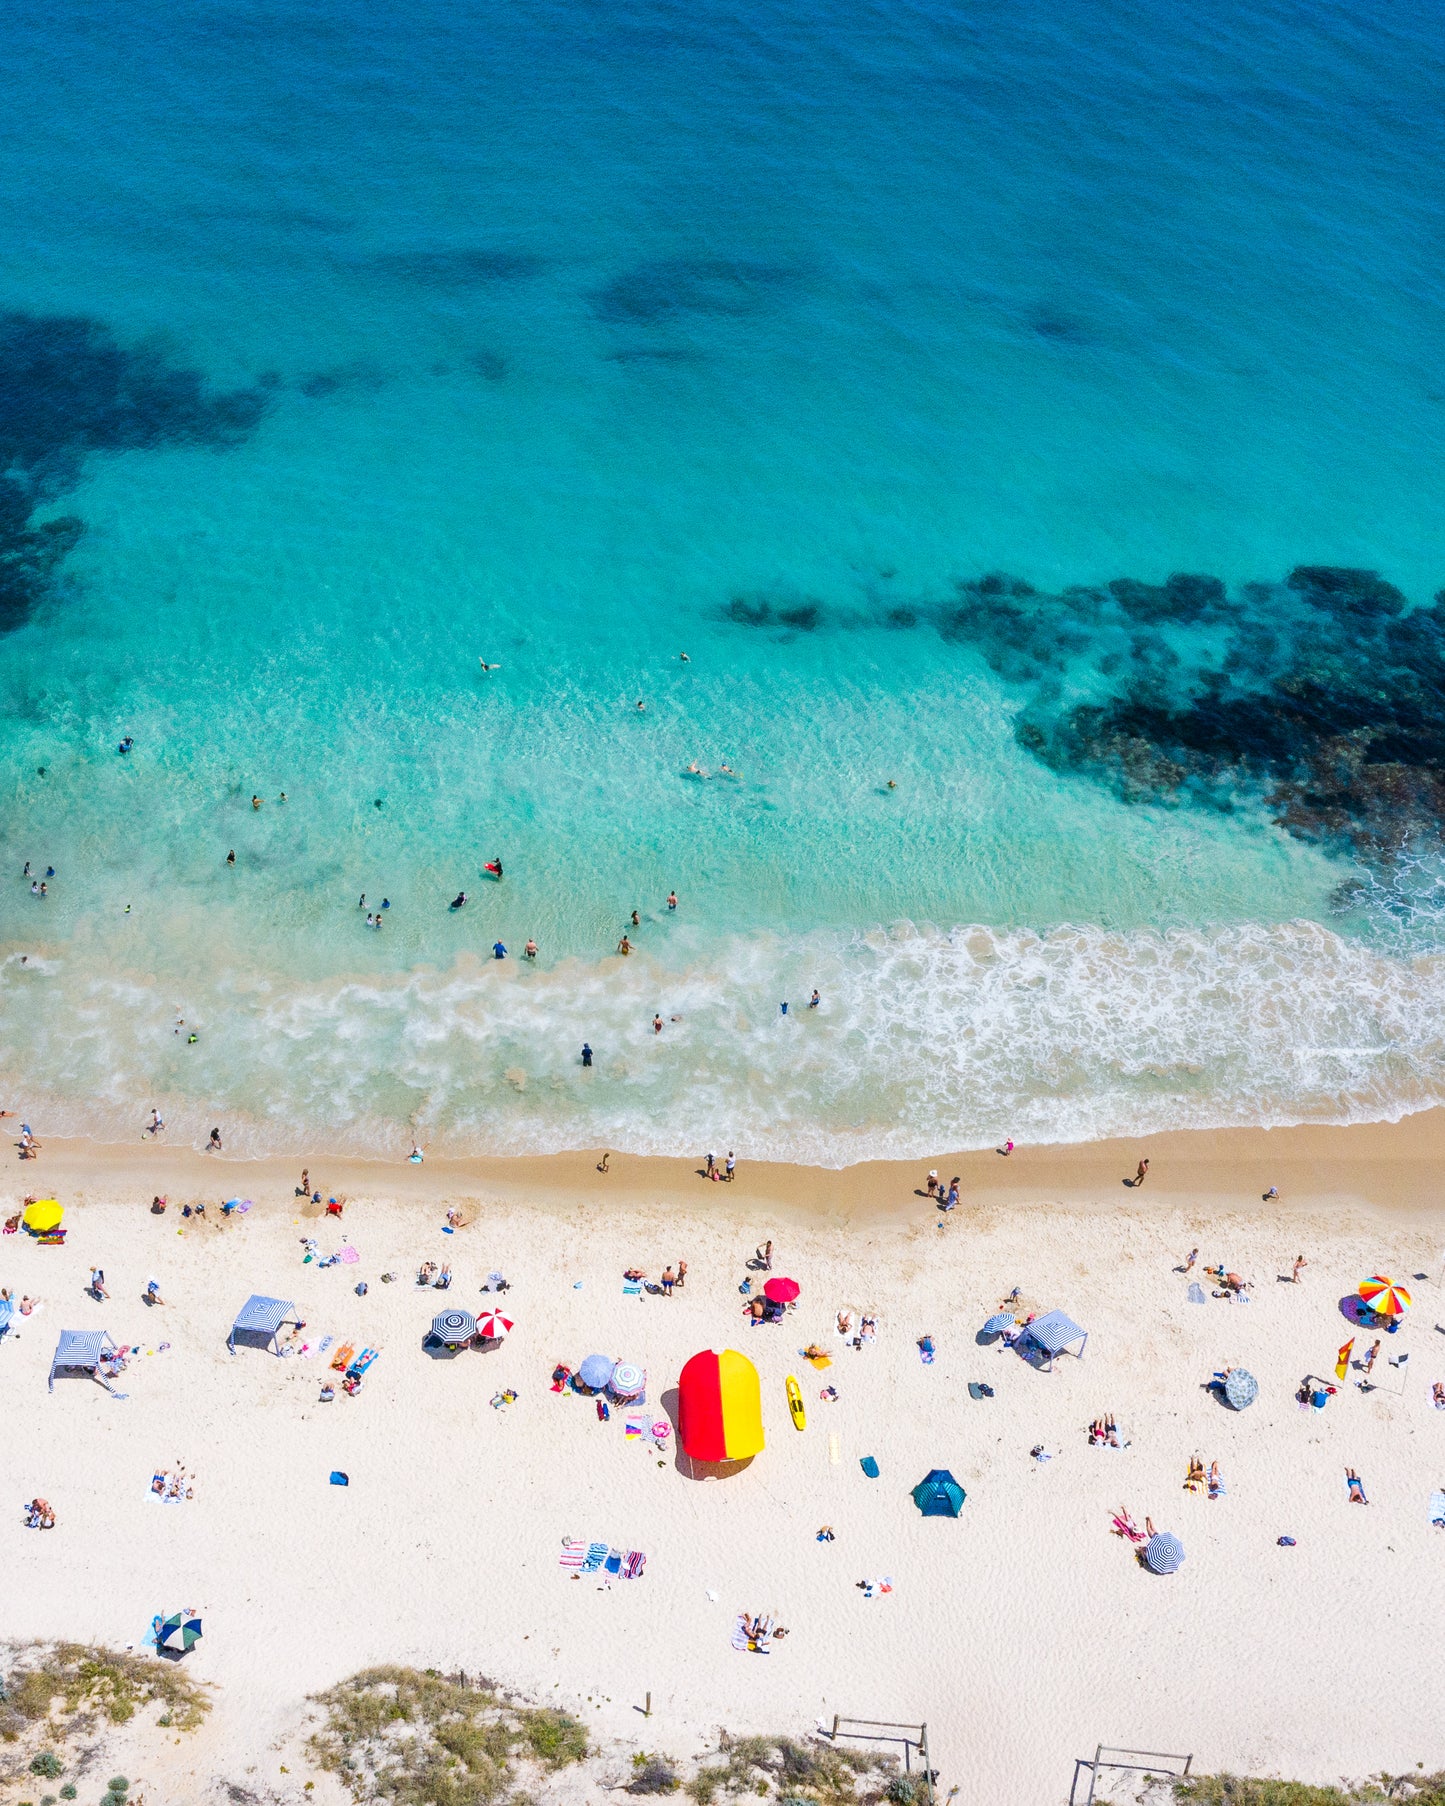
582,1541,608,1572
622,1550,646,1580
1429,1491,1445,1528
559,1538,588,1569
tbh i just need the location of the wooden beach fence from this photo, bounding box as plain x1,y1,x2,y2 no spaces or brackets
1069,1744,1192,1804
826,1715,935,1805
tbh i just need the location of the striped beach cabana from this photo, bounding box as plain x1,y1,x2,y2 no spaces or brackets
1020,1309,1088,1368
49,1328,118,1391
228,1294,300,1355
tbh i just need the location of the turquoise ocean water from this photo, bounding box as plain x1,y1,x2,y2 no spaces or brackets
1,0,1444,1160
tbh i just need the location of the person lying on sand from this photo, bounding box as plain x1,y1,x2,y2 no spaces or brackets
623,1267,646,1282
836,1310,852,1336
1185,1457,1205,1491
801,1343,831,1367
434,1266,452,1289
1346,1468,1368,1503
1111,1508,1145,1542
1433,1381,1445,1409
416,1262,437,1285
26,1498,55,1529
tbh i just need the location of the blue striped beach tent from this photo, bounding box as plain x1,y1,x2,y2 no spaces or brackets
49,1328,118,1391
228,1294,300,1355
1020,1309,1088,1367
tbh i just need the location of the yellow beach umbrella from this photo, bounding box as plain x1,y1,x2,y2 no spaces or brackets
22,1199,63,1233
1359,1276,1411,1317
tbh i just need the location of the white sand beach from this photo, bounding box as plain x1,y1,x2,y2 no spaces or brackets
4,1121,1445,1804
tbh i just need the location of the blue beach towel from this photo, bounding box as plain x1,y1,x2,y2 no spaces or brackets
330,1471,349,1486
860,1455,879,1479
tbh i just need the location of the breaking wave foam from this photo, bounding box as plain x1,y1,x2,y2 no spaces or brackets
4,917,1444,1166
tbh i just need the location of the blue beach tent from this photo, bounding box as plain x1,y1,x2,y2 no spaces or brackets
228,1294,300,1355
1020,1309,1089,1367
911,1469,966,1516
48,1328,118,1391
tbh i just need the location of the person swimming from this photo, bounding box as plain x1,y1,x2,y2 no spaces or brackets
450,891,468,910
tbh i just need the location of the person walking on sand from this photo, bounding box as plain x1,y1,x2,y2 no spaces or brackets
297,1168,309,1197
1291,1253,1307,1283
90,1267,108,1301
675,1259,687,1288
725,1150,736,1182
757,1238,772,1270
145,1107,164,1138
1181,1248,1199,1273
1361,1338,1381,1378
1131,1158,1149,1187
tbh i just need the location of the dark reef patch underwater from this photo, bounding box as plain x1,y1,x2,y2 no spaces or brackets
725,565,1445,864
0,310,269,632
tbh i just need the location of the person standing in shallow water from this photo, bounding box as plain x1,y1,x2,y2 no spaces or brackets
581,1043,593,1068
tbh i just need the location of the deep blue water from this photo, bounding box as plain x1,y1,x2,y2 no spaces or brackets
1,0,1443,1159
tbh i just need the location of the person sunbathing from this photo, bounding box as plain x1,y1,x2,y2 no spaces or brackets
26,1498,55,1528
1184,1457,1205,1490
836,1310,852,1336
1346,1467,1368,1503
416,1262,437,1285
1104,1414,1121,1446
802,1343,830,1366
744,1298,767,1320
1207,1460,1225,1498
1433,1381,1445,1409
859,1314,877,1340
434,1266,452,1289
623,1267,646,1282
1111,1507,1144,1542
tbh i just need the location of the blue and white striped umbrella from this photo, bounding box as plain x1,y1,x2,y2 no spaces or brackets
1144,1531,1185,1574
431,1308,476,1345
983,1312,1016,1335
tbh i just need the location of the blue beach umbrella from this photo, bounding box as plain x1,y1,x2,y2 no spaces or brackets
983,1313,1016,1335
1144,1531,1185,1575
1224,1368,1258,1410
577,1353,614,1391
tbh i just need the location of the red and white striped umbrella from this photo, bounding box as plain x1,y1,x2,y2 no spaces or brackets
476,1310,513,1340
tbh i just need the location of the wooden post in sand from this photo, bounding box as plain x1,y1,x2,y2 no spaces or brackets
644,1691,651,1717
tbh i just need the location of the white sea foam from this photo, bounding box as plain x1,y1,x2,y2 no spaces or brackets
4,919,1444,1165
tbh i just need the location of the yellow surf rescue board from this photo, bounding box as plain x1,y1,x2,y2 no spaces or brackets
786,1374,806,1431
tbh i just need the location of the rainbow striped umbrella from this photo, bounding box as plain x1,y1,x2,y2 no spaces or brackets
1359,1276,1411,1317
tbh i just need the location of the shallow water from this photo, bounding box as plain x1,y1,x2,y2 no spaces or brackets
1,0,1442,1159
